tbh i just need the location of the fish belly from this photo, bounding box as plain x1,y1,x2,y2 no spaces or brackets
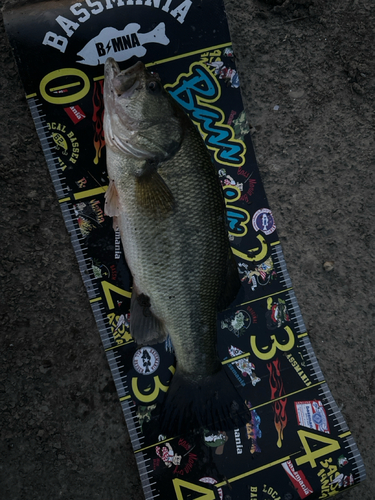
118,138,228,376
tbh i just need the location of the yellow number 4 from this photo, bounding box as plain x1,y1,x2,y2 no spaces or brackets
296,429,341,468
173,479,216,500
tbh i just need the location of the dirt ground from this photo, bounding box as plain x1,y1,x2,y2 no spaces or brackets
0,0,374,499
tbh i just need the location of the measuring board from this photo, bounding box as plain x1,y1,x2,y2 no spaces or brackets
3,1,365,499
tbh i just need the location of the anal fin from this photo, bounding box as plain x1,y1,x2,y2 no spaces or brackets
130,285,168,345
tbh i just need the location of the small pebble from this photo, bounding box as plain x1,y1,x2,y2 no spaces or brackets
323,261,334,272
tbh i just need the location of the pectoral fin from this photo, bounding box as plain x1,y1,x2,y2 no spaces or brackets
135,169,175,216
104,179,121,217
130,285,168,345
217,247,241,311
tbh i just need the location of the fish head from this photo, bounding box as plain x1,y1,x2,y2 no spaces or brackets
103,58,183,160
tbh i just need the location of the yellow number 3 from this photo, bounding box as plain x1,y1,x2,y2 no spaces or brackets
132,366,175,403
250,326,295,360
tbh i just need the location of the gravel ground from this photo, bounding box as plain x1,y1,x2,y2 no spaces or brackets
1,0,374,499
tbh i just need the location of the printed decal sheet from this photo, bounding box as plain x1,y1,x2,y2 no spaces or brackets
4,1,365,499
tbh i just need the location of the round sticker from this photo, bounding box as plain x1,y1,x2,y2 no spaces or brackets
313,411,323,425
252,208,276,235
132,347,160,375
199,477,223,500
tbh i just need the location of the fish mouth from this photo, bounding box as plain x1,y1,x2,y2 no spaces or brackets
103,58,148,152
105,58,144,98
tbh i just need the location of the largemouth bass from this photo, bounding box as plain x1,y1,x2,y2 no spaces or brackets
103,58,249,434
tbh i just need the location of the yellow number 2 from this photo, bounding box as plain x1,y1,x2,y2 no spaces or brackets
101,281,131,310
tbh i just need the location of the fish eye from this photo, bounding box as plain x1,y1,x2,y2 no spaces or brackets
148,80,161,93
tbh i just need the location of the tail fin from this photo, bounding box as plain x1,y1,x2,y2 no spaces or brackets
159,366,251,436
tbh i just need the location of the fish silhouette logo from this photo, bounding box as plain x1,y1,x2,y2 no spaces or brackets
77,22,170,66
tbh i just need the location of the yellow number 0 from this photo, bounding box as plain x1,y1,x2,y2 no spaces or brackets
40,68,90,105
250,325,295,360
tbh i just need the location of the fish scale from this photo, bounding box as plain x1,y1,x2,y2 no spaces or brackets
104,58,247,432
115,125,228,376
4,0,366,495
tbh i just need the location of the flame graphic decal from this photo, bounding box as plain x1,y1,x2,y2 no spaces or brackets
267,358,288,448
92,80,105,165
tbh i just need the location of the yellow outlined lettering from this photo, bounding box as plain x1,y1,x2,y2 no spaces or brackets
223,185,250,237
166,62,246,168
